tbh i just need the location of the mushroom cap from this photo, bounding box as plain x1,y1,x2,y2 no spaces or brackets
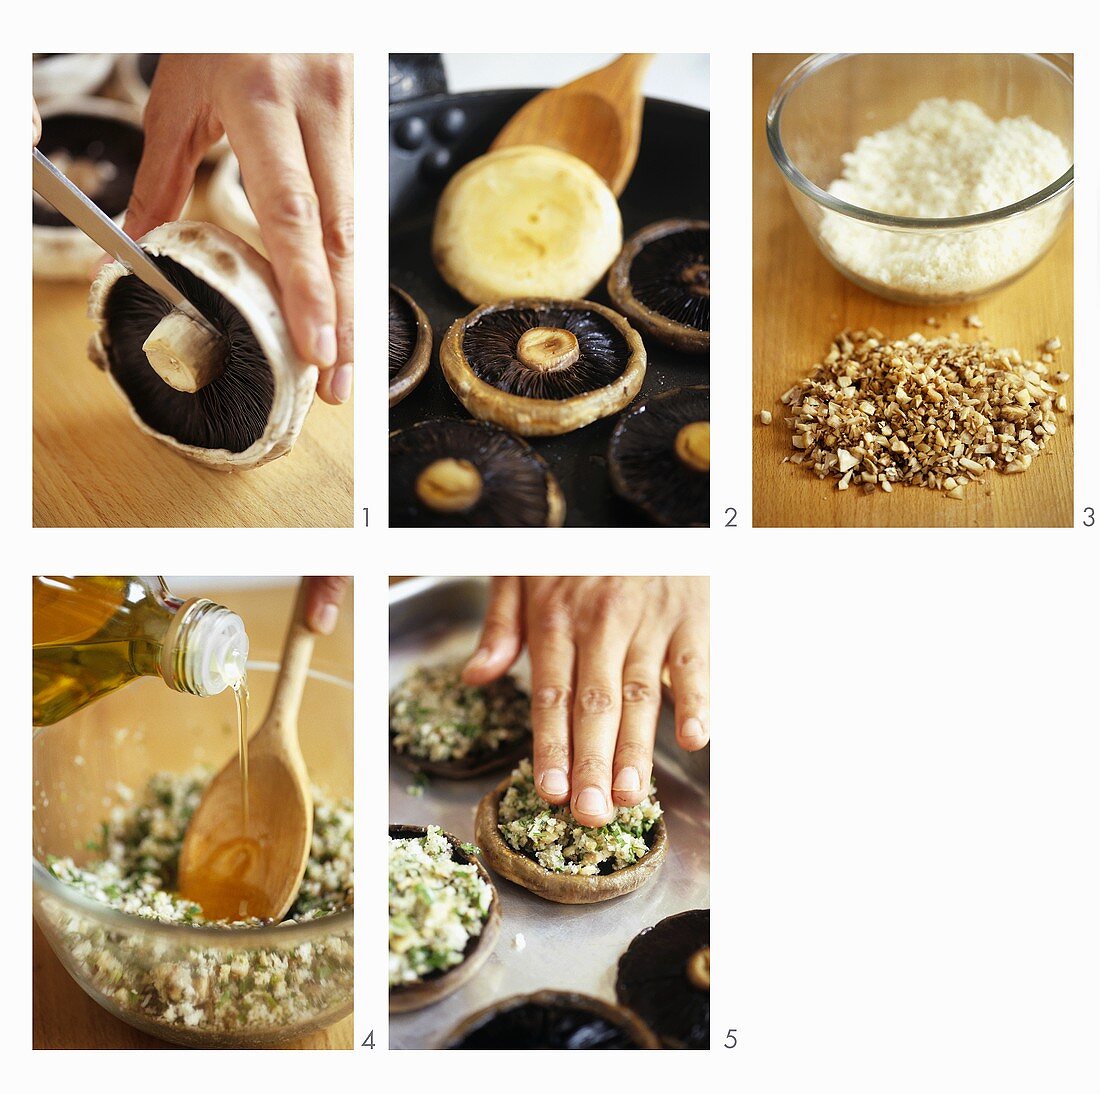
616,908,710,1049
32,54,116,101
442,990,661,1049
209,152,265,255
390,419,565,527
33,97,145,281
388,285,433,407
88,220,317,470
388,824,501,1014
609,219,710,354
474,774,668,904
440,298,646,436
609,385,711,527
432,145,622,304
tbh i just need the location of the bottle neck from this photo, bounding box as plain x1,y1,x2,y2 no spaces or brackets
160,597,249,697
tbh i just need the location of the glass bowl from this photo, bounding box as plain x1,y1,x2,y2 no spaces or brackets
32,660,353,1048
766,53,1074,304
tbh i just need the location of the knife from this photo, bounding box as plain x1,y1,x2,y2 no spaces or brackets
32,147,215,334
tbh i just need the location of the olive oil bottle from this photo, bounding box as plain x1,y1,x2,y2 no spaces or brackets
33,576,249,727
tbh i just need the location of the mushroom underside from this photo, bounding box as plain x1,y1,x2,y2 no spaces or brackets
102,253,276,453
390,419,563,527
443,991,659,1049
616,908,710,1049
629,227,710,332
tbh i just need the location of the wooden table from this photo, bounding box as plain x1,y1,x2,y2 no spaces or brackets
33,175,353,528
752,54,1074,528
33,580,354,1050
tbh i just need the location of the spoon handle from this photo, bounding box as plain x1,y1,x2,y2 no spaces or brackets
264,579,315,739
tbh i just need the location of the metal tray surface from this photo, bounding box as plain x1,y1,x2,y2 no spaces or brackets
389,576,710,1049
389,90,710,527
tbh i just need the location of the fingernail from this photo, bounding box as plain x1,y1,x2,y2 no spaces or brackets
313,324,337,367
575,787,607,817
314,603,338,636
540,769,569,796
681,717,705,740
466,648,490,671
613,767,641,793
329,363,353,403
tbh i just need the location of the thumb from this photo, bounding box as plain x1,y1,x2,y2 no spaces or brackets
463,577,523,685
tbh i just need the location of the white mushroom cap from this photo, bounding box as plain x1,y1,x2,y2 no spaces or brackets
33,54,116,101
87,220,317,470
32,96,144,282
209,153,265,256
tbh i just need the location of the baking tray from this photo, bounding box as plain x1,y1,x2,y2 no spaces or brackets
388,576,710,1049
389,89,710,527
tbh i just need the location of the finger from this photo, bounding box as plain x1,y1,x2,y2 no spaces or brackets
570,625,632,827
527,602,575,806
122,113,205,242
612,637,663,807
463,577,523,685
300,58,353,403
305,576,350,636
222,100,337,369
668,618,710,751
33,99,41,146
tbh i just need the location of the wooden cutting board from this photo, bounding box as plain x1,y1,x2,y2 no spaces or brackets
33,176,353,528
752,54,1074,528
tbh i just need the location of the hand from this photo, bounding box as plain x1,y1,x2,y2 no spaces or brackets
33,99,41,145
123,54,353,405
304,576,350,636
463,577,709,827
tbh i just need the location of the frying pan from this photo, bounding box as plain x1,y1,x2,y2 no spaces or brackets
389,88,710,527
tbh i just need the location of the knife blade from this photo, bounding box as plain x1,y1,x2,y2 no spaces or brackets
32,147,214,332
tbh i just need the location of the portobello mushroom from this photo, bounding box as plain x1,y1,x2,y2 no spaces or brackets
390,419,565,527
389,824,501,1014
443,991,660,1049
616,909,710,1049
32,54,115,101
609,385,710,527
609,219,710,353
433,144,622,305
475,773,668,904
33,97,144,281
87,220,317,469
388,285,433,407
390,663,532,779
440,298,646,436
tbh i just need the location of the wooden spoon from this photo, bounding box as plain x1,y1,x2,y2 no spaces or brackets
178,581,315,922
491,54,655,197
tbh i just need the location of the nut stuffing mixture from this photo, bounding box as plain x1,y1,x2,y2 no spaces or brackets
41,768,353,1035
498,759,662,875
776,327,1070,498
390,661,530,763
388,825,493,986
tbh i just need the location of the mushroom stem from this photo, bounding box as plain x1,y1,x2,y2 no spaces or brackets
416,458,483,513
687,945,710,991
516,327,580,373
681,262,710,297
142,309,226,393
674,421,710,473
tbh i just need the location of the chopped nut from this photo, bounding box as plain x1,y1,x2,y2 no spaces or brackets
1056,395,1067,412
964,314,983,329
759,409,772,425
1044,336,1062,352
1055,371,1070,383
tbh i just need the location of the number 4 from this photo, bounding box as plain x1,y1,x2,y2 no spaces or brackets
361,1029,375,1049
